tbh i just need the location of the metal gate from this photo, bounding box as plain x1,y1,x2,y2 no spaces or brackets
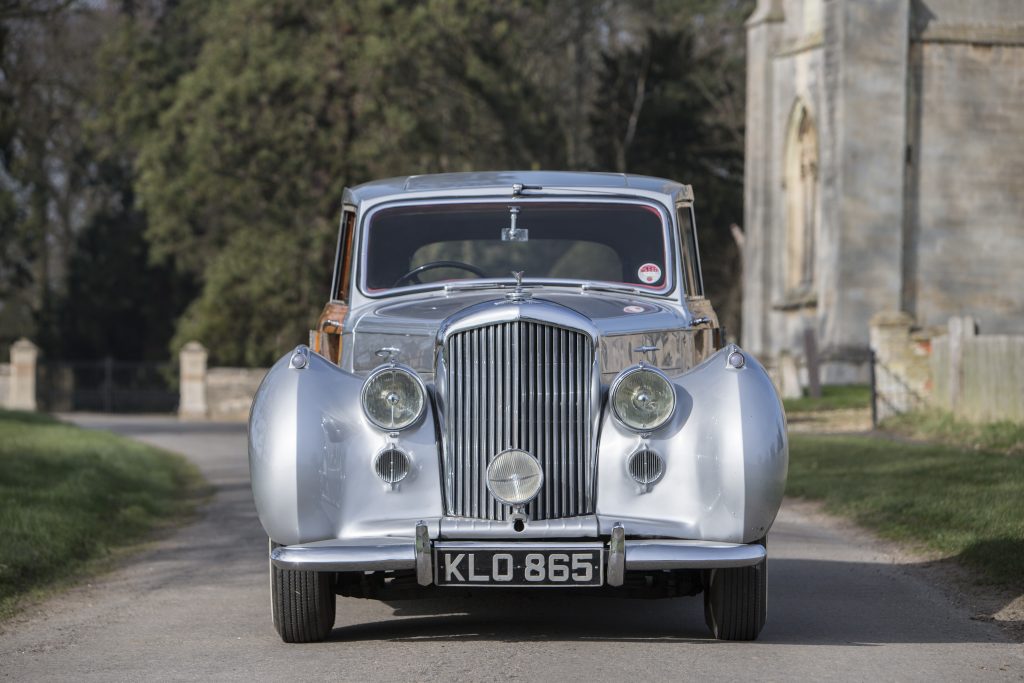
869,350,926,427
37,358,178,413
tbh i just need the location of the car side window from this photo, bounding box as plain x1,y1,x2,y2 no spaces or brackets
332,209,356,302
677,205,704,297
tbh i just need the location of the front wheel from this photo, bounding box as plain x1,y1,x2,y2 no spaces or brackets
270,541,336,643
703,556,767,641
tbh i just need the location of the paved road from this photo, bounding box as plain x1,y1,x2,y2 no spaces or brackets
1,415,1021,681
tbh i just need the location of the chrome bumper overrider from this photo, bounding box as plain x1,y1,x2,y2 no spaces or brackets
269,522,766,586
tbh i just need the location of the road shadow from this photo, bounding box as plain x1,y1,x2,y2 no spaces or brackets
323,556,1020,646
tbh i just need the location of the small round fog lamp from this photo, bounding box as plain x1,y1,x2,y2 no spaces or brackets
486,449,543,506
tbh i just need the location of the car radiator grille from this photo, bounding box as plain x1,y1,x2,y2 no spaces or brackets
443,321,595,520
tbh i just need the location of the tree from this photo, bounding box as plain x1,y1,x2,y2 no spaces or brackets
0,1,97,349
1,0,754,364
590,1,751,337
130,0,572,364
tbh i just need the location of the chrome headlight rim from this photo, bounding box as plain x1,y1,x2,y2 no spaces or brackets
609,364,676,433
360,363,427,432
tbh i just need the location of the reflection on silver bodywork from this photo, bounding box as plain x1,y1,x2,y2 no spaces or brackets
624,539,766,569
344,289,715,379
352,332,435,374
248,348,443,546
599,328,717,380
251,341,786,549
595,345,788,544
319,416,346,510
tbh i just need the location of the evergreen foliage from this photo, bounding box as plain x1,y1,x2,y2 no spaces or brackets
0,0,752,366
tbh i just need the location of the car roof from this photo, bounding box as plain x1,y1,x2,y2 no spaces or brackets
343,171,693,206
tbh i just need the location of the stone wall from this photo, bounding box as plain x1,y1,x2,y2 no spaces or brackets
870,313,1024,424
178,341,267,421
206,368,266,421
907,22,1024,333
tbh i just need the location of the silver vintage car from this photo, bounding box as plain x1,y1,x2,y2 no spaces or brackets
248,171,788,642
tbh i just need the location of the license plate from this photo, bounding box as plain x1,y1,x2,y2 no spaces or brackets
434,545,604,587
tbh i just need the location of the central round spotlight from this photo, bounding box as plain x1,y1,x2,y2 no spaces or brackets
486,449,544,506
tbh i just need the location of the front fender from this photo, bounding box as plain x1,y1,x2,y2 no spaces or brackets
248,347,443,545
596,345,788,543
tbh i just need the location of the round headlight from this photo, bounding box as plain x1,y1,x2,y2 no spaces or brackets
486,449,544,506
610,366,676,432
361,365,426,431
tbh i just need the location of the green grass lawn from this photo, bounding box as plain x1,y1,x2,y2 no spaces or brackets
788,432,1024,590
882,410,1024,455
0,410,203,619
782,384,872,413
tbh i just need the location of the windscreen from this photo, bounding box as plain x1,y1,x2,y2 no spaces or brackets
363,202,669,292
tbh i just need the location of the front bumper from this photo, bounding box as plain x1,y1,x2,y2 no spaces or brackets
269,523,766,587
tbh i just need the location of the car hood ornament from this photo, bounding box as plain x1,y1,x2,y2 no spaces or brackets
506,270,531,301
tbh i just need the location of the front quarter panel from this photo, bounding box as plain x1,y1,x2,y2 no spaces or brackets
596,346,788,543
248,348,443,546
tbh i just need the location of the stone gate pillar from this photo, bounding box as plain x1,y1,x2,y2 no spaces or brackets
179,341,208,420
9,338,38,411
870,311,915,420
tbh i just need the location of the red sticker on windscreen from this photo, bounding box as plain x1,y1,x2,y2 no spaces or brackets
638,263,662,284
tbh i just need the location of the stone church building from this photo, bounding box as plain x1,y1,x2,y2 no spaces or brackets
741,0,1024,383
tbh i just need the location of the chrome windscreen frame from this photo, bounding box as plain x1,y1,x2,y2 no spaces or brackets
352,196,681,303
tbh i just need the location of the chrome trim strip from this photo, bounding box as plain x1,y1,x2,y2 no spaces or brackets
415,521,433,586
355,197,678,301
433,541,605,551
439,515,600,539
624,540,766,569
268,536,765,574
270,542,415,571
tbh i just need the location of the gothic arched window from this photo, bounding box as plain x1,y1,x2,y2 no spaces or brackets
783,100,819,293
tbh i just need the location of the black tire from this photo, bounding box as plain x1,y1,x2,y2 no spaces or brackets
270,541,336,643
703,557,767,641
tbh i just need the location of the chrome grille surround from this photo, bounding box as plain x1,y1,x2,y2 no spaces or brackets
435,302,600,521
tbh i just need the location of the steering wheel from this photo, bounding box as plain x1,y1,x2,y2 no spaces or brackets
393,260,488,287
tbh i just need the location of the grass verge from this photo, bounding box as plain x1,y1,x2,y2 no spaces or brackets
882,410,1024,455
782,384,871,413
0,410,204,620
788,432,1024,591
